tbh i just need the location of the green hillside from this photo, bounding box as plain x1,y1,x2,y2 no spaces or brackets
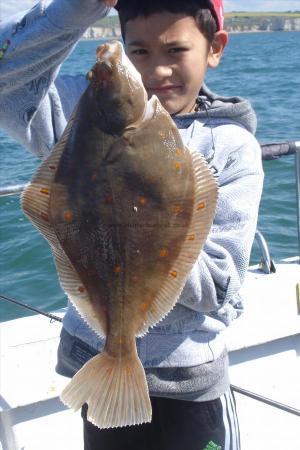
225,11,300,18
93,12,300,32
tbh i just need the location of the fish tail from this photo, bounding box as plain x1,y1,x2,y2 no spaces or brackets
60,350,152,429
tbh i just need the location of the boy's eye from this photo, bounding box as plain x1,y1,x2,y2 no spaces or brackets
131,49,148,56
168,47,188,54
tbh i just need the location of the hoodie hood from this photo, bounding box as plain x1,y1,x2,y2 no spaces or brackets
173,84,257,135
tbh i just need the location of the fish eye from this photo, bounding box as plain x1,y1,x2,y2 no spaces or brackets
86,70,94,81
98,60,113,73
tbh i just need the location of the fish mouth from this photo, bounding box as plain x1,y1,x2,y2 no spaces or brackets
87,42,121,87
96,41,122,63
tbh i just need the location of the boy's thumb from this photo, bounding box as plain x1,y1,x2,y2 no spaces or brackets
101,0,118,7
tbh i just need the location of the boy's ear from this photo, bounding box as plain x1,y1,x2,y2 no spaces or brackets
208,31,228,68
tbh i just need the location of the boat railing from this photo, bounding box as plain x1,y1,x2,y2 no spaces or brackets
0,183,28,196
254,229,276,274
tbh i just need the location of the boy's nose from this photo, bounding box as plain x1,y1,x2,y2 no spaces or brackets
149,64,173,80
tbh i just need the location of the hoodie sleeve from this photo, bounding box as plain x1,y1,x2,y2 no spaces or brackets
0,0,110,158
178,124,264,325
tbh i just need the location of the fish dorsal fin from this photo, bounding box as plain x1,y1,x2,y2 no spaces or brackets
136,148,218,336
21,111,107,338
21,111,77,245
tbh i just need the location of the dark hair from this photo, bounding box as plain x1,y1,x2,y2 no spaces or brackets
115,0,217,43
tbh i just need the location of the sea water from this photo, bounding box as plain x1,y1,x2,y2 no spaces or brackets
0,31,299,321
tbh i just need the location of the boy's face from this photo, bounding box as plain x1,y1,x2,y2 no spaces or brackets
125,12,221,115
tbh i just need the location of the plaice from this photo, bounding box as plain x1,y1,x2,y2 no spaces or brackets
21,40,218,429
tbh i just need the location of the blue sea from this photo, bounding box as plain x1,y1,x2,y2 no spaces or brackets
0,32,299,322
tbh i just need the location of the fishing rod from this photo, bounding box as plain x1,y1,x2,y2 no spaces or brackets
0,294,62,323
231,384,300,417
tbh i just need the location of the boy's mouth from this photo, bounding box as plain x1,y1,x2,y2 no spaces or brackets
146,85,181,96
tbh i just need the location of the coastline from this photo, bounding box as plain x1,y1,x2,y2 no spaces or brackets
80,29,299,41
82,12,300,40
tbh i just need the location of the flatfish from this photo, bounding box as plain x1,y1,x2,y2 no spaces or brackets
21,40,218,429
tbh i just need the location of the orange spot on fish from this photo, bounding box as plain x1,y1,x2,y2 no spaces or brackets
187,234,196,241
172,205,183,214
169,270,178,278
140,302,150,312
117,336,124,345
91,172,97,182
176,148,183,156
159,249,169,258
78,286,86,293
114,265,121,273
104,194,113,205
197,202,206,210
175,162,181,171
40,188,49,195
40,212,49,221
63,210,73,222
48,165,56,171
138,196,146,205
158,130,166,138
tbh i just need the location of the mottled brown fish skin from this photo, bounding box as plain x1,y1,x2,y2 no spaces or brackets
50,43,195,356
21,40,218,429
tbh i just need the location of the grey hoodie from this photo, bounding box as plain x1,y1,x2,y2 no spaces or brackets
0,0,263,400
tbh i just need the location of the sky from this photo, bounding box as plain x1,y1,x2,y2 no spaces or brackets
0,0,299,21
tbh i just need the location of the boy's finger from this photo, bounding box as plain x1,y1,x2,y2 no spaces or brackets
101,0,118,7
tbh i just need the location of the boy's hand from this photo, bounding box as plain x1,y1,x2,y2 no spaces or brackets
101,0,118,6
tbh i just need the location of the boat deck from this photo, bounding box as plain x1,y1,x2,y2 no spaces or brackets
1,258,299,449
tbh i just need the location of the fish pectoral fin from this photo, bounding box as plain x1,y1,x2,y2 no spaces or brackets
137,148,218,336
60,350,152,429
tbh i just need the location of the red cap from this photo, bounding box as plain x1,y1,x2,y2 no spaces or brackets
208,0,224,31
115,1,225,31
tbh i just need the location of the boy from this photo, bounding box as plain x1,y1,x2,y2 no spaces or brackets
0,1,263,449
